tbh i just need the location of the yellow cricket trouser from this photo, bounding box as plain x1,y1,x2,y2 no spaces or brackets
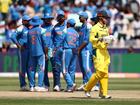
84,70,108,96
84,49,110,96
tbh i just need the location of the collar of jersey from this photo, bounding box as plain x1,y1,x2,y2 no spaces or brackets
97,22,107,28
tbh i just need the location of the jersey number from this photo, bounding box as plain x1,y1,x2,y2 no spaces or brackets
31,36,36,45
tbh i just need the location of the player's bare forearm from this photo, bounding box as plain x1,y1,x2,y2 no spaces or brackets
45,47,49,60
78,42,87,55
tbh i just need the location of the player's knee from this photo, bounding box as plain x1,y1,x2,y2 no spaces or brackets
95,71,106,80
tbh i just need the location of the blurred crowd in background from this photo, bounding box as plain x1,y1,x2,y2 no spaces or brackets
0,0,140,51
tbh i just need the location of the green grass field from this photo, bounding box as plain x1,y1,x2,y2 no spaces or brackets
0,77,140,105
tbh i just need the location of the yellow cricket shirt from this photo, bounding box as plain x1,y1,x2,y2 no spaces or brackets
90,22,110,73
0,0,12,13
90,22,109,49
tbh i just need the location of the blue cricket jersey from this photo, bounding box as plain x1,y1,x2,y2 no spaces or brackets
52,21,67,48
63,27,79,49
11,25,29,48
42,25,54,48
79,23,92,52
28,26,48,56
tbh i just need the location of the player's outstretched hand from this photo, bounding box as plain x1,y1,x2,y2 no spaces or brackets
45,54,48,61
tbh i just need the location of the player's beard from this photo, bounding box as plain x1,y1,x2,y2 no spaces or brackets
24,23,30,28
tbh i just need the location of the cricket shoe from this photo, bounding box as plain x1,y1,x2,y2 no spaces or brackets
71,83,77,91
53,85,61,92
99,94,111,99
91,85,99,91
64,89,73,92
29,87,35,92
85,91,91,98
35,86,48,92
76,84,86,91
65,84,77,92
45,86,49,92
20,86,28,91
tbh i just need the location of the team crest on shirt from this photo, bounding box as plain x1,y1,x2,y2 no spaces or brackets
46,32,51,36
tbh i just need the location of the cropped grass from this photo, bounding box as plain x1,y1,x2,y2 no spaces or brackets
0,77,140,105
0,98,140,105
0,77,140,91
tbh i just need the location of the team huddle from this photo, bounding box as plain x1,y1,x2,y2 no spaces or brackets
11,10,114,99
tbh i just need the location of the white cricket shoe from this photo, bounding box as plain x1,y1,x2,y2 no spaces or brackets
53,85,60,92
72,83,77,91
91,85,99,91
99,94,112,99
35,86,47,92
77,84,86,91
45,86,49,92
29,87,35,92
85,91,91,98
65,83,77,92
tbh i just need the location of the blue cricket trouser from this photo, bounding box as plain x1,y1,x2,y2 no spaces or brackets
18,49,29,88
62,49,77,89
44,58,53,87
51,48,63,87
28,55,45,87
78,50,93,84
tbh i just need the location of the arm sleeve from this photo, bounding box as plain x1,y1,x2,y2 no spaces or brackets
76,33,79,48
41,29,48,48
18,30,28,46
83,27,89,44
11,31,18,44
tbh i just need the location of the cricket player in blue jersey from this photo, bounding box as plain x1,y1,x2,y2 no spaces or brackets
41,13,54,91
28,16,48,92
62,19,79,92
11,15,31,91
52,10,67,91
77,12,98,91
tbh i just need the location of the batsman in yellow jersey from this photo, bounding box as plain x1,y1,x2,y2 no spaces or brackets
84,10,112,99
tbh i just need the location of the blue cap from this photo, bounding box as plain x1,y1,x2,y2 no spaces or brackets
97,10,110,18
22,15,30,21
12,12,20,21
57,10,65,16
90,17,97,22
67,19,76,25
79,12,88,19
42,13,54,19
29,16,43,26
18,6,25,12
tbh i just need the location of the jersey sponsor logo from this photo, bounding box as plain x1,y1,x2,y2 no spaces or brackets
55,27,60,30
56,31,62,35
46,32,51,36
67,32,77,37
29,31,39,35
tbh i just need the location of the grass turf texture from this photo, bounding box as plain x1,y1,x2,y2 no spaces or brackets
0,78,140,105
0,78,140,91
0,98,140,105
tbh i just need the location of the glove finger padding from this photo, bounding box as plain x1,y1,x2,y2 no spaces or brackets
102,35,115,44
